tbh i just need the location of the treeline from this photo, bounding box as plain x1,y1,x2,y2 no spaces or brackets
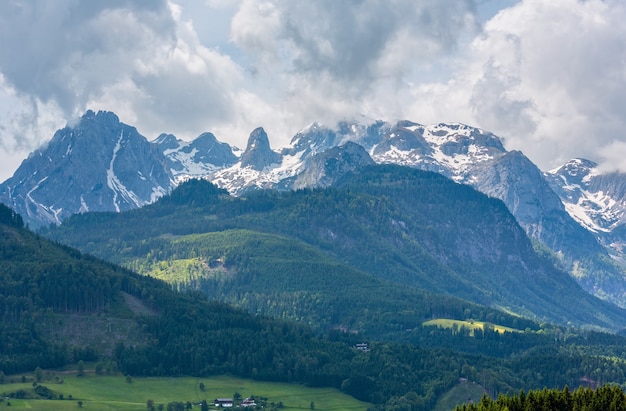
456,385,626,411
98,264,626,409
0,210,480,409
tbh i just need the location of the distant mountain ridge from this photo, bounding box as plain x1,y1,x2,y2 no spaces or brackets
2,110,626,306
155,131,238,178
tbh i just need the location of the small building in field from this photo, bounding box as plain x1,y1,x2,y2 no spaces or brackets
355,342,370,352
242,397,257,407
214,398,234,407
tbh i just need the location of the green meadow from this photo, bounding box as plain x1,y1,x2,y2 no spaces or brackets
422,318,522,336
0,373,370,410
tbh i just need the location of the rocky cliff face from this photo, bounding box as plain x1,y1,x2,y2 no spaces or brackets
239,127,282,171
288,142,375,190
544,159,626,277
545,159,626,236
471,152,603,253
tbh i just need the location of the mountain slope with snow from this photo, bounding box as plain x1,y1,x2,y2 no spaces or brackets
198,119,626,306
546,159,626,234
545,159,626,261
154,131,238,180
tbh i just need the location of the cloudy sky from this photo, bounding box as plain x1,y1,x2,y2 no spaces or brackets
1,0,625,182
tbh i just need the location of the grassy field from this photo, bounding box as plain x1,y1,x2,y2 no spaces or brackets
0,373,370,410
422,318,522,336
141,257,219,283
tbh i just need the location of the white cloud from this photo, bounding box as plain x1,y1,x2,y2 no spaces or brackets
229,0,479,144
407,0,626,170
597,141,626,173
87,3,245,140
0,75,65,181
484,0,626,169
231,1,282,68
0,1,176,112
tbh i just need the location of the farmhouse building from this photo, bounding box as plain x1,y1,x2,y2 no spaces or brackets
214,398,234,407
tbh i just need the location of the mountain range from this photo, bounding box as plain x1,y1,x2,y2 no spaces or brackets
2,110,626,308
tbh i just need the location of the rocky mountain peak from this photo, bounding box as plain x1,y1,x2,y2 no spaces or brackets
546,158,626,239
184,132,237,166
0,110,173,227
239,127,282,170
154,132,237,178
373,121,432,156
290,141,375,189
82,109,119,123
154,133,180,151
550,158,598,184
425,123,506,156
284,123,338,158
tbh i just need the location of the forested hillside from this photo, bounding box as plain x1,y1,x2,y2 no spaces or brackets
118,229,540,344
46,165,626,331
1,204,139,374
6,201,626,410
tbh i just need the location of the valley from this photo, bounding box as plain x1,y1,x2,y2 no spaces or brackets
45,170,626,332
1,0,625,409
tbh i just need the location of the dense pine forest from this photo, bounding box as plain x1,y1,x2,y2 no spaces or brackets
456,385,626,411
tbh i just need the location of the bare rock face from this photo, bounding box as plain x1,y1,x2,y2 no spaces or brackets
546,159,626,235
289,142,375,190
470,151,601,252
0,110,174,227
239,127,282,171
